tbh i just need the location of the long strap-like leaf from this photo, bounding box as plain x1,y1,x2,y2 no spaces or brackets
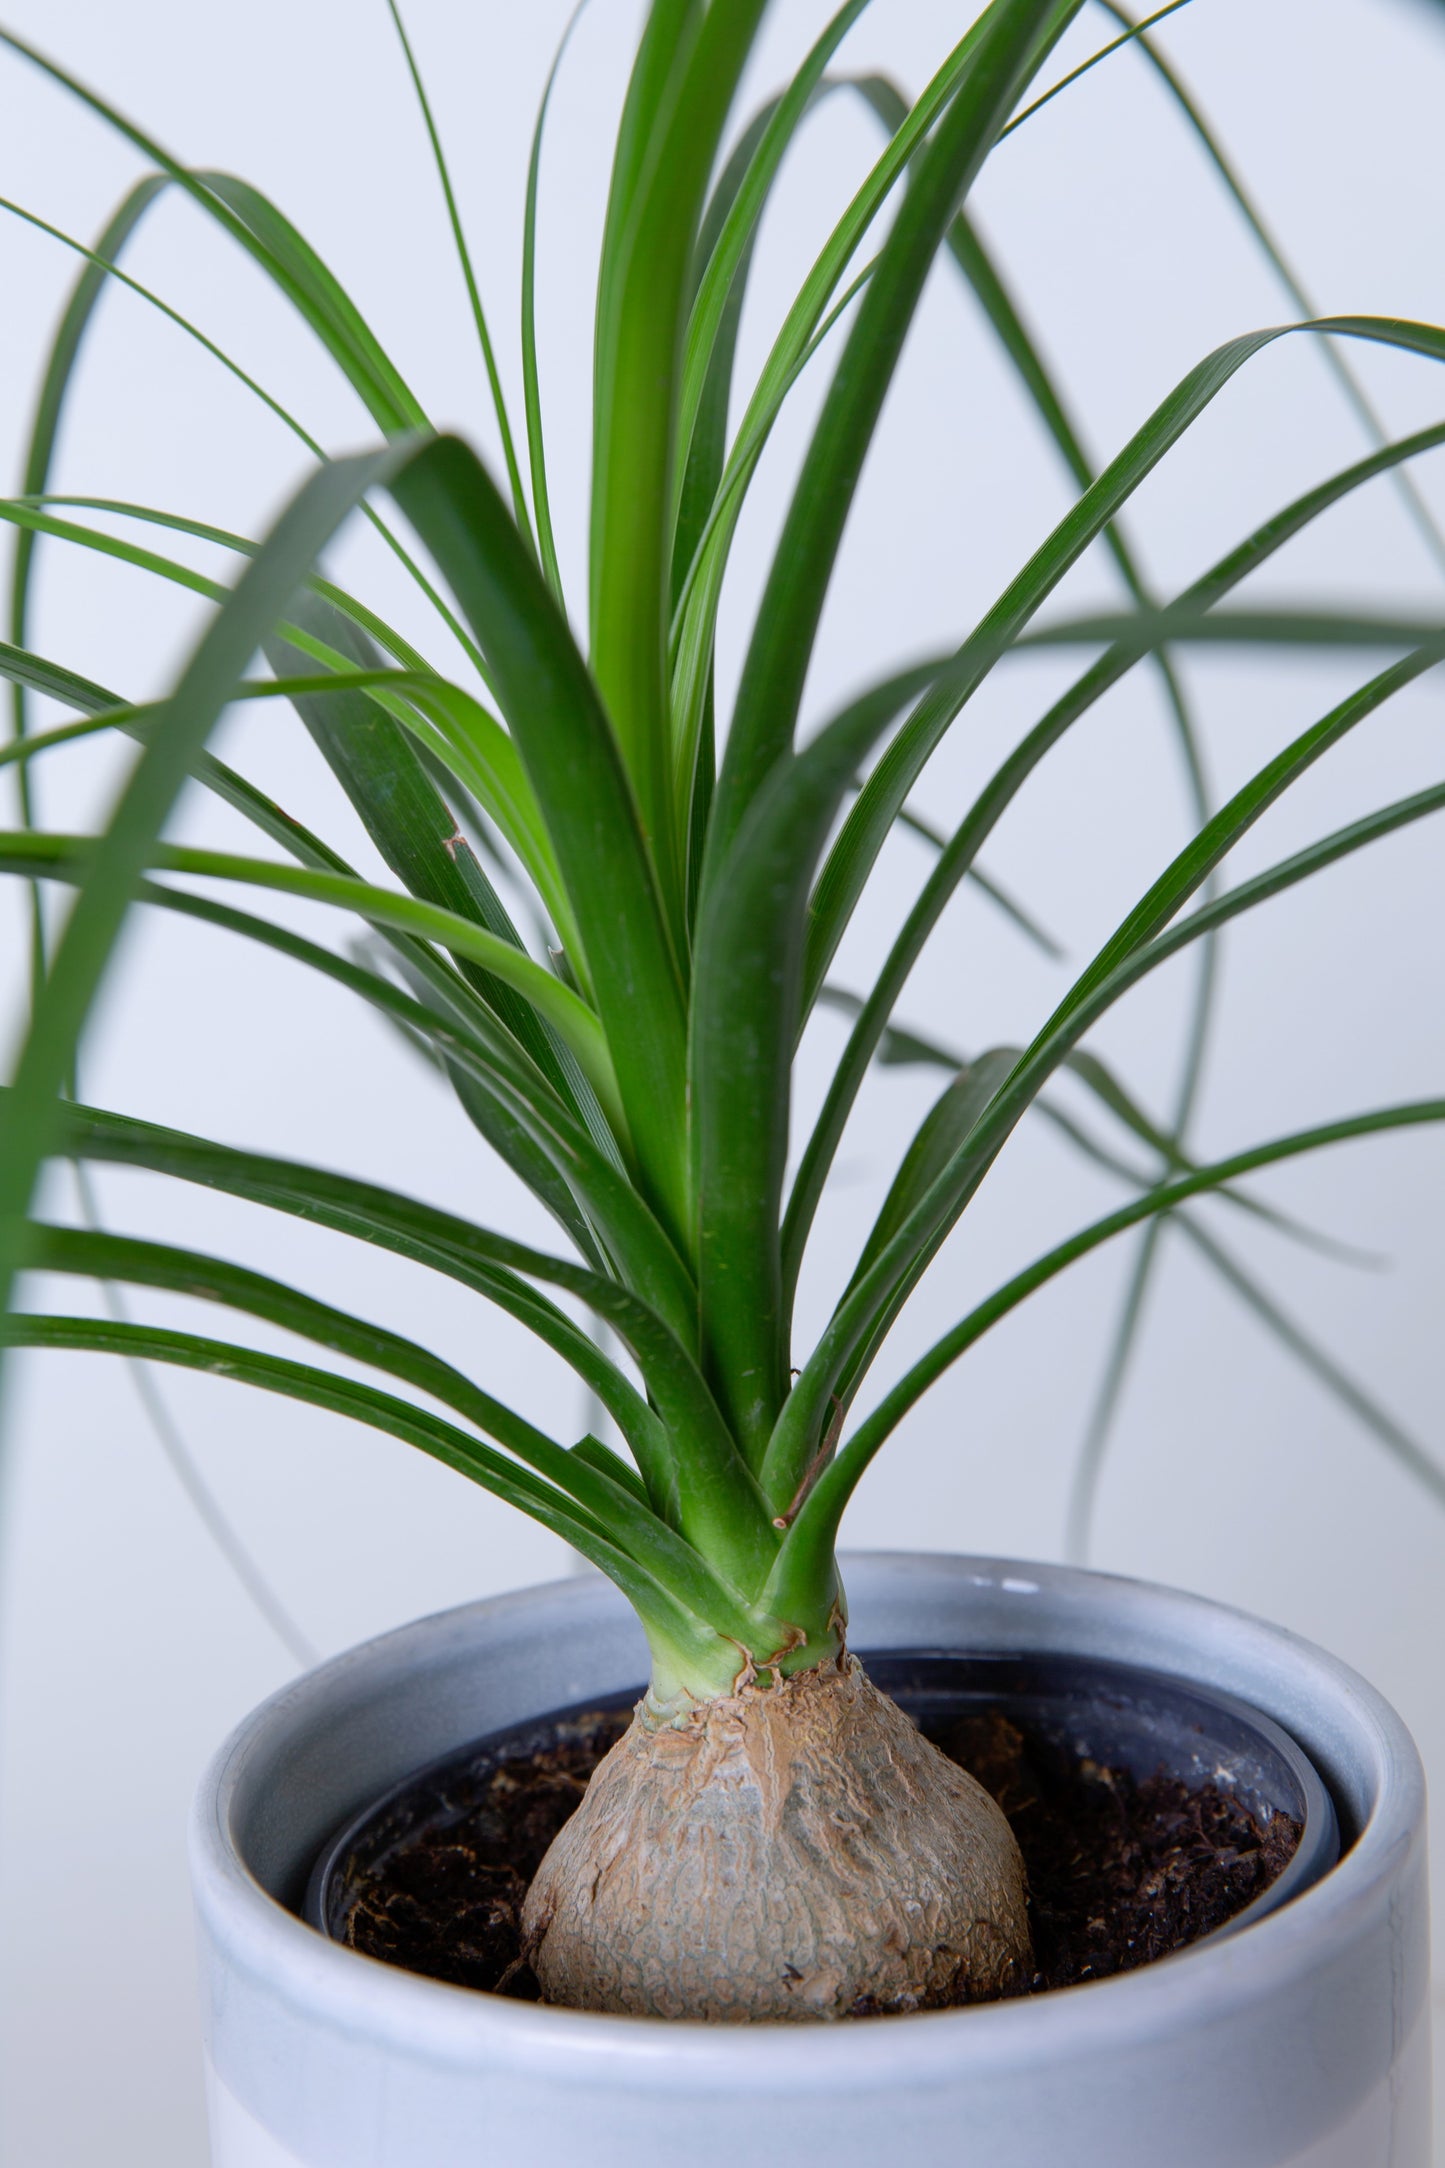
0,25,429,433
7,175,167,802
589,0,769,918
766,663,1445,1506
1,823,708,1353
0,630,615,1269
824,994,1369,1267
25,1092,777,1589
667,3,1028,776
387,436,692,1247
3,1312,758,1671
0,493,577,936
784,416,1445,1292
708,0,1083,879
805,314,1445,1009
19,1220,769,1623
0,186,487,681
690,671,935,1463
266,596,618,1153
768,1098,1445,1612
0,441,403,1338
1093,0,1445,576
520,1,588,606
672,0,871,563
382,0,532,536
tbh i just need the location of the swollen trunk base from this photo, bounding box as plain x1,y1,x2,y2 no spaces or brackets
521,1655,1031,2020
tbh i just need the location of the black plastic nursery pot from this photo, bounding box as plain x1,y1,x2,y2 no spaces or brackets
305,1645,1339,2003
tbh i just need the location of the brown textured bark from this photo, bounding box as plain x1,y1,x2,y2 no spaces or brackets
521,1655,1031,2021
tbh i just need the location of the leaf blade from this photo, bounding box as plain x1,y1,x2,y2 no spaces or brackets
770,1098,1445,1613
387,435,693,1243
709,0,1084,878
0,441,402,1337
805,315,1445,1009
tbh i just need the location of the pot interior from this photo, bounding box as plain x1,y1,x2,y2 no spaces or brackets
305,1646,1339,1981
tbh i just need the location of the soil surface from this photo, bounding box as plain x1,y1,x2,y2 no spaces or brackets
336,1699,1300,2009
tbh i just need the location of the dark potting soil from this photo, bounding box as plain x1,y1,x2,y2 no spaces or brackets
336,1699,1301,2010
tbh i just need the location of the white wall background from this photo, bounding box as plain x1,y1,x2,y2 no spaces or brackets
0,1,1442,2160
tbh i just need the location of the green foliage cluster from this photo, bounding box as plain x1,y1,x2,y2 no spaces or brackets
0,1,1441,1697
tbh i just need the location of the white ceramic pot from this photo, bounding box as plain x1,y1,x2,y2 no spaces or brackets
192,1553,1432,2167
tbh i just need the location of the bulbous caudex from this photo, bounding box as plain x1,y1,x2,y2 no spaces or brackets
521,1652,1031,2022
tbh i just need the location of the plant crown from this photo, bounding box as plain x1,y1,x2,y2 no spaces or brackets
1,0,1442,1698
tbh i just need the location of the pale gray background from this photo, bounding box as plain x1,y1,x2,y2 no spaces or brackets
1,1,1442,2160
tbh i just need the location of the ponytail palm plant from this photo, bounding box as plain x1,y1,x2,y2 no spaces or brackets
2,0,1444,2019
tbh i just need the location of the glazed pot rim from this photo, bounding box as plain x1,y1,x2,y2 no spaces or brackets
192,1551,1423,2089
